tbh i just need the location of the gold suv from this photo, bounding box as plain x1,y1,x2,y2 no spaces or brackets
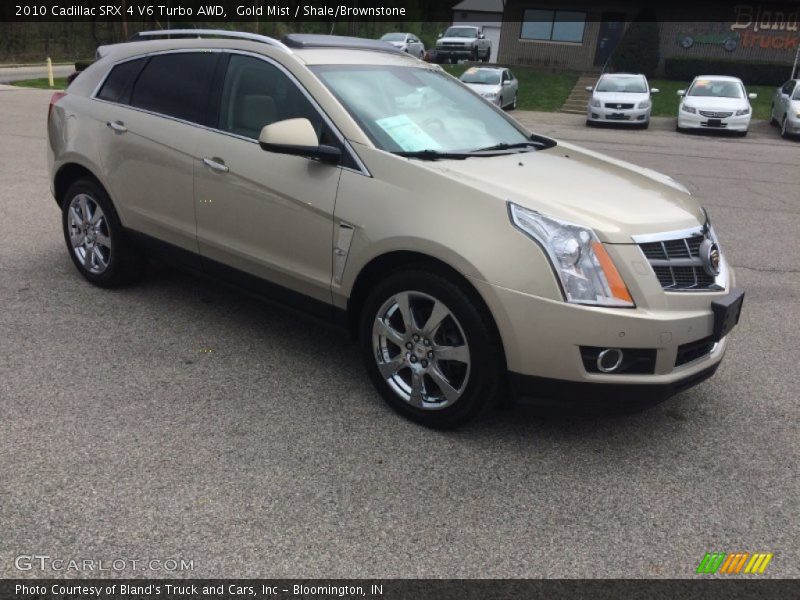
48,31,744,427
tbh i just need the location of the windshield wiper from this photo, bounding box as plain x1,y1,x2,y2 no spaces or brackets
393,149,471,160
471,140,551,153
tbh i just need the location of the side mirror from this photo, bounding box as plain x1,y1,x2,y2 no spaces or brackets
437,33,443,39
259,118,341,164
651,88,660,93
748,92,758,99
479,33,485,39
503,80,511,86
677,90,685,96
585,85,593,92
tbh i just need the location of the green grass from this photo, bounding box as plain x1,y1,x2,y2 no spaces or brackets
9,77,68,90
650,79,775,121
443,64,578,112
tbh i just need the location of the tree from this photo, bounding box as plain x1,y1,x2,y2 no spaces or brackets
611,10,660,77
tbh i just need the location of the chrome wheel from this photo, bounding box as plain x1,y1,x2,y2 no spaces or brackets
372,291,471,410
67,193,111,274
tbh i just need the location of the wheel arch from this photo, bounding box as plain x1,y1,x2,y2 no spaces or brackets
54,162,103,208
346,250,508,371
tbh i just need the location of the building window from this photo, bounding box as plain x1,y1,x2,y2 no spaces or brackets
520,9,587,43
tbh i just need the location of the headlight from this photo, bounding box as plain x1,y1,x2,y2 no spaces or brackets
681,104,697,114
482,91,499,98
508,203,634,308
638,99,651,109
591,98,601,108
735,107,750,116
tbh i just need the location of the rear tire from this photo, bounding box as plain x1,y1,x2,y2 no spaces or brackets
359,267,505,428
61,177,148,288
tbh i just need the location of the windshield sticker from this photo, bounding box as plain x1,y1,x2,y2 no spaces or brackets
375,114,441,152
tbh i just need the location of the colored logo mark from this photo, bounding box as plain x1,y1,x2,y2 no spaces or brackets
696,552,774,574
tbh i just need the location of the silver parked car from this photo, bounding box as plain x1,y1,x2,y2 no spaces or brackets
459,67,518,109
770,78,800,139
379,32,425,59
586,73,658,128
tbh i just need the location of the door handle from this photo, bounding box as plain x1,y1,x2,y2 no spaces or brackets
106,120,127,133
202,157,229,173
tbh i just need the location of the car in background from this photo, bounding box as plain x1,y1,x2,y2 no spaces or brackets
379,32,425,59
585,73,658,128
435,25,491,63
459,67,518,109
770,78,800,139
677,76,756,136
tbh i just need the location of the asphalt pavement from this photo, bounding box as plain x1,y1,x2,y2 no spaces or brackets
1,85,798,579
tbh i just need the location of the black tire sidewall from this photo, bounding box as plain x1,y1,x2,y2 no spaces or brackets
359,268,504,428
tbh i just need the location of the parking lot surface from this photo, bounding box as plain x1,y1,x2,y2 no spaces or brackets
1,85,798,578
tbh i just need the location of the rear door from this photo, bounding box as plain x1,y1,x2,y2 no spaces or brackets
96,51,220,255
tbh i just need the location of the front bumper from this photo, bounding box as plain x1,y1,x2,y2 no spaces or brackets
436,47,474,58
587,105,650,124
470,274,739,405
678,111,751,131
784,117,800,135
509,363,720,411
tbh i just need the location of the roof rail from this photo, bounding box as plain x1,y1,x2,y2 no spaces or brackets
130,29,292,53
281,34,405,55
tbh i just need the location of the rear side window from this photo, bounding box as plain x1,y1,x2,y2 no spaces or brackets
130,53,219,124
97,58,146,104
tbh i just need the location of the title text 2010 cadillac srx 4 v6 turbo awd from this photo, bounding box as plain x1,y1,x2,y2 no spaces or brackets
48,31,744,427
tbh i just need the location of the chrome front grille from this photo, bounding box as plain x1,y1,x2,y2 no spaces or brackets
605,103,634,109
699,110,733,118
638,234,720,291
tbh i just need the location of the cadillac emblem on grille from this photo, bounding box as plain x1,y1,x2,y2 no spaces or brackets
700,238,721,277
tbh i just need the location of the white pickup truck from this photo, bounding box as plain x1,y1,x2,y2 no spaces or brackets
435,25,492,63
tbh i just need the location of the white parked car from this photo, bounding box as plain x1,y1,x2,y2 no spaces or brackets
459,67,519,109
677,76,757,136
379,32,425,59
770,78,800,139
586,73,658,128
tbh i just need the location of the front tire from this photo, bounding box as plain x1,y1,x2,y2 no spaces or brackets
781,116,791,139
61,177,147,287
359,268,504,428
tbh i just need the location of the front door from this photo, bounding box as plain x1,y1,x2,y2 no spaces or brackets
594,14,626,68
194,53,343,307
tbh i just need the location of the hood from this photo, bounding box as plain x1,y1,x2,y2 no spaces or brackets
592,91,649,104
681,95,749,110
414,143,703,243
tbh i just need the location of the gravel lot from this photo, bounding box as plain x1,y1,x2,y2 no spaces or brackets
1,85,798,579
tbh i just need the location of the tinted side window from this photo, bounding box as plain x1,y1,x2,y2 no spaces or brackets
219,54,325,140
97,58,146,104
130,53,219,124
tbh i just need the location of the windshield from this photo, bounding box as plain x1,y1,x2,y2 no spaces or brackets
311,65,536,155
443,27,477,38
689,80,744,98
381,33,406,42
595,76,647,93
460,68,501,85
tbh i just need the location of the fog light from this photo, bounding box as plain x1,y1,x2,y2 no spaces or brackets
597,348,624,373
